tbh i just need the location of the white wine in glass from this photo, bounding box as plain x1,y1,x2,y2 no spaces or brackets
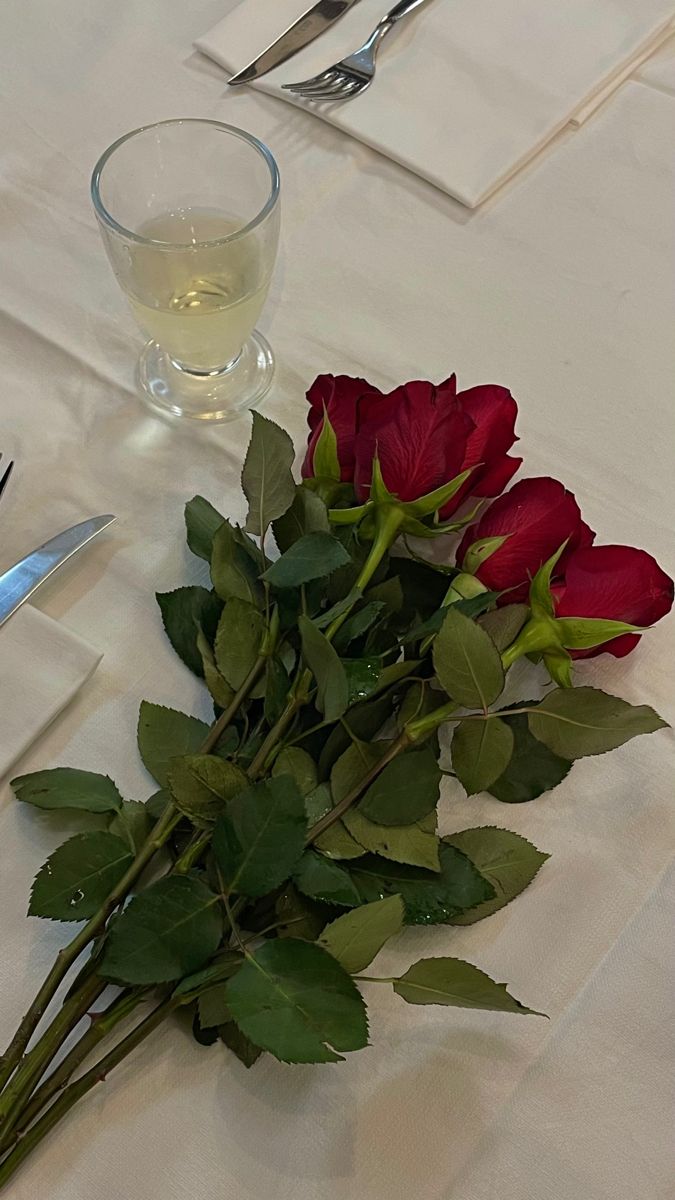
91,121,280,421
128,211,273,374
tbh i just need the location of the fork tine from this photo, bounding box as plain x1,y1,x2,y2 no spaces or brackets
0,459,14,501
334,78,366,97
287,73,356,99
287,83,345,98
281,69,337,93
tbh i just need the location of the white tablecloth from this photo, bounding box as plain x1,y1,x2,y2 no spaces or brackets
1,3,674,1198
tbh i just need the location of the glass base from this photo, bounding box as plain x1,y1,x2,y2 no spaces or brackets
136,330,275,422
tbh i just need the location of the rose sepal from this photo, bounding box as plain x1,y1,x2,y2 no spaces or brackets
462,534,510,574
328,459,475,539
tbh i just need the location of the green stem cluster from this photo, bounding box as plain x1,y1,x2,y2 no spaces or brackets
0,502,440,1184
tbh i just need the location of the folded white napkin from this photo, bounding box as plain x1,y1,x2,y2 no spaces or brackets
197,0,675,207
0,605,101,780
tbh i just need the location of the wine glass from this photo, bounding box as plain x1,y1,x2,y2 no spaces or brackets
91,119,280,421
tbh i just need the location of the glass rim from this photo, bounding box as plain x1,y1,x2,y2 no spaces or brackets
90,118,280,249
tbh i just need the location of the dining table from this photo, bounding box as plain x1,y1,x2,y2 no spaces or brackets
0,2,674,1198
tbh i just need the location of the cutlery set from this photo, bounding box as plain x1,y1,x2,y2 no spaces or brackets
228,0,433,100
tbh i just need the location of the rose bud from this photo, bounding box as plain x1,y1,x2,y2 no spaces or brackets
457,476,595,602
553,544,674,658
302,374,377,482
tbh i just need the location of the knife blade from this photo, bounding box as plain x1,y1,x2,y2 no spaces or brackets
0,515,117,629
228,0,362,85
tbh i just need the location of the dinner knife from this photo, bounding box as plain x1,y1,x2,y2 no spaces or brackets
228,0,363,85
0,515,116,629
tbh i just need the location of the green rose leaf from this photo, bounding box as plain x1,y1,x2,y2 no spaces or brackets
444,827,549,925
168,755,248,825
172,953,242,999
197,984,232,1030
272,486,329,553
318,895,404,973
343,808,440,871
403,592,501,645
478,604,530,653
295,851,362,908
29,833,133,922
433,607,504,709
242,412,296,538
264,655,292,727
367,576,404,614
333,601,386,653
393,957,541,1015
451,717,514,796
343,657,381,704
263,532,351,589
226,939,368,1063
305,783,365,860
358,746,441,825
210,520,261,606
313,587,362,631
349,842,495,925
108,800,153,854
272,747,318,797
214,598,266,690
331,741,384,802
364,659,416,700
196,626,235,710
219,1021,263,1069
212,775,307,899
528,687,667,758
137,702,209,788
488,708,571,803
318,691,395,777
315,822,365,860
299,615,349,721
271,886,324,942
185,495,225,561
156,587,222,678
101,875,222,985
11,768,123,815
275,885,329,942
146,789,171,821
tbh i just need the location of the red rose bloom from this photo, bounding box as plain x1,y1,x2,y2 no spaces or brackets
439,384,521,518
353,376,474,503
302,374,377,482
553,544,674,658
457,476,595,601
302,373,521,513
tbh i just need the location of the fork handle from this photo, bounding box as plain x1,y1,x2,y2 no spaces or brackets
385,0,433,24
366,0,434,54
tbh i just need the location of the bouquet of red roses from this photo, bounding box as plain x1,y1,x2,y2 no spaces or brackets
0,373,670,1186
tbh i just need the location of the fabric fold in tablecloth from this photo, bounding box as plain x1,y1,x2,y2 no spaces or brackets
197,0,675,207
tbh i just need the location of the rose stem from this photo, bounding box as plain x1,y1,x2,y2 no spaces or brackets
0,708,432,1170
248,508,404,779
0,998,176,1190
0,656,265,1097
0,971,108,1150
5,988,146,1153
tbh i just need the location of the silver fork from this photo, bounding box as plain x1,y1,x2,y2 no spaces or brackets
283,0,433,101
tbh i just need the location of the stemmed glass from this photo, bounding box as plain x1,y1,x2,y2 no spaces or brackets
91,119,280,421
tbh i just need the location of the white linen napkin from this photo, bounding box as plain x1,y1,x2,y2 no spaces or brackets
0,605,101,780
197,0,675,207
